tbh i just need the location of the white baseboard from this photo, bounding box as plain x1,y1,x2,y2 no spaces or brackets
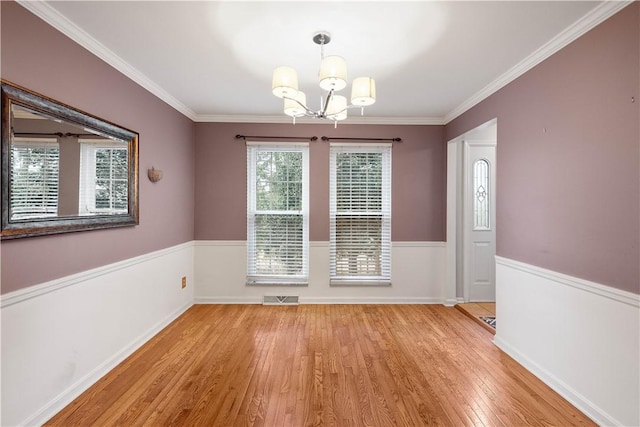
22,302,192,427
494,256,639,427
195,296,445,305
1,242,195,427
195,296,262,304
493,335,620,426
443,297,465,306
300,297,444,304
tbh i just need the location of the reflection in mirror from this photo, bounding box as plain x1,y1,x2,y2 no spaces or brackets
2,81,139,239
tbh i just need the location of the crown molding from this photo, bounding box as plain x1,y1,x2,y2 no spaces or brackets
16,0,198,121
194,114,446,125
444,1,633,123
18,0,631,126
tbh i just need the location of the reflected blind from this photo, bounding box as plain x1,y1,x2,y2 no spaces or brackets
330,144,391,285
10,138,59,220
246,143,309,285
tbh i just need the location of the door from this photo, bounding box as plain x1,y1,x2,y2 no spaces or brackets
463,141,496,302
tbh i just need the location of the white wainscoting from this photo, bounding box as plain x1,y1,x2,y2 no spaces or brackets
0,242,195,427
194,241,446,304
494,256,640,427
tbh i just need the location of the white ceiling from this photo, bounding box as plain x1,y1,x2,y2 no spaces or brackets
20,1,628,124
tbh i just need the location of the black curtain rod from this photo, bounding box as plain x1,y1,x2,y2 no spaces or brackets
235,134,318,141
321,136,402,142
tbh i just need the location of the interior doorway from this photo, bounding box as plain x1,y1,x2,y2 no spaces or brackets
445,118,497,304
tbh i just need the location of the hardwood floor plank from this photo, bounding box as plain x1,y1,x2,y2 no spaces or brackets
45,305,596,427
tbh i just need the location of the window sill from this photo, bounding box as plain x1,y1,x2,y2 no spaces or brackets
246,281,308,287
330,280,391,287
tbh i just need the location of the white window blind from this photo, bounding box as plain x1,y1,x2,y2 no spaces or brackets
10,138,59,220
330,144,391,285
247,143,309,285
79,140,128,215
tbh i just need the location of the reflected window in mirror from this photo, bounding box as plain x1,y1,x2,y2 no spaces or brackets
1,80,139,239
79,139,129,215
10,137,60,219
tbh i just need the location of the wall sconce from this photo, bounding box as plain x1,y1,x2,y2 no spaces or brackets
147,167,163,183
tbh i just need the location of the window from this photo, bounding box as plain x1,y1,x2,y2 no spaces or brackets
330,144,391,285
473,159,490,230
9,138,59,220
247,143,309,285
79,140,128,215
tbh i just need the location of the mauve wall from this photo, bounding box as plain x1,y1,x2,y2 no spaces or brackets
194,123,445,242
0,2,196,293
446,3,639,294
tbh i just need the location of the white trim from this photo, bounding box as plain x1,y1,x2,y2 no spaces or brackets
193,240,245,247
443,298,461,307
444,1,632,123
492,336,622,427
193,114,446,125
446,118,498,303
2,242,195,426
195,296,445,305
443,297,466,307
16,0,197,121
393,241,445,248
301,297,443,304
494,257,639,426
21,302,192,427
18,1,630,125
446,138,462,305
193,240,445,248
195,296,263,304
495,256,639,308
0,241,194,308
19,1,630,126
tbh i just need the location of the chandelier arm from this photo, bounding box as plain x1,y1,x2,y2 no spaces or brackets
320,89,335,117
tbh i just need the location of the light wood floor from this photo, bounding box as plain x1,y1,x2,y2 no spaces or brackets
46,304,594,427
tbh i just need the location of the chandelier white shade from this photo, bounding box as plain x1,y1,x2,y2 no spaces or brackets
284,91,307,117
272,66,298,98
272,32,376,124
319,56,347,91
351,77,376,106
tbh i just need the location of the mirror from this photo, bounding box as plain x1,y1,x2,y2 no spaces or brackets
1,80,139,239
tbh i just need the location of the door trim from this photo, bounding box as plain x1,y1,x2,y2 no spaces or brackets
445,118,497,305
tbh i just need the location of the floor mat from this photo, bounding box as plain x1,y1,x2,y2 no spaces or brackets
480,316,496,329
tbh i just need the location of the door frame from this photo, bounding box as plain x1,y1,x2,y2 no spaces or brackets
445,118,497,305
463,139,497,301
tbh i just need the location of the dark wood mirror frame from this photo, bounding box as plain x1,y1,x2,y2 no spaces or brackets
1,80,139,239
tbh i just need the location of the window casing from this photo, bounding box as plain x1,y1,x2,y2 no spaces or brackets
330,144,391,285
9,138,59,220
247,143,309,285
79,140,128,215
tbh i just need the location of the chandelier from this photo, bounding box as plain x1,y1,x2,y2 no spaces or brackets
271,32,376,125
